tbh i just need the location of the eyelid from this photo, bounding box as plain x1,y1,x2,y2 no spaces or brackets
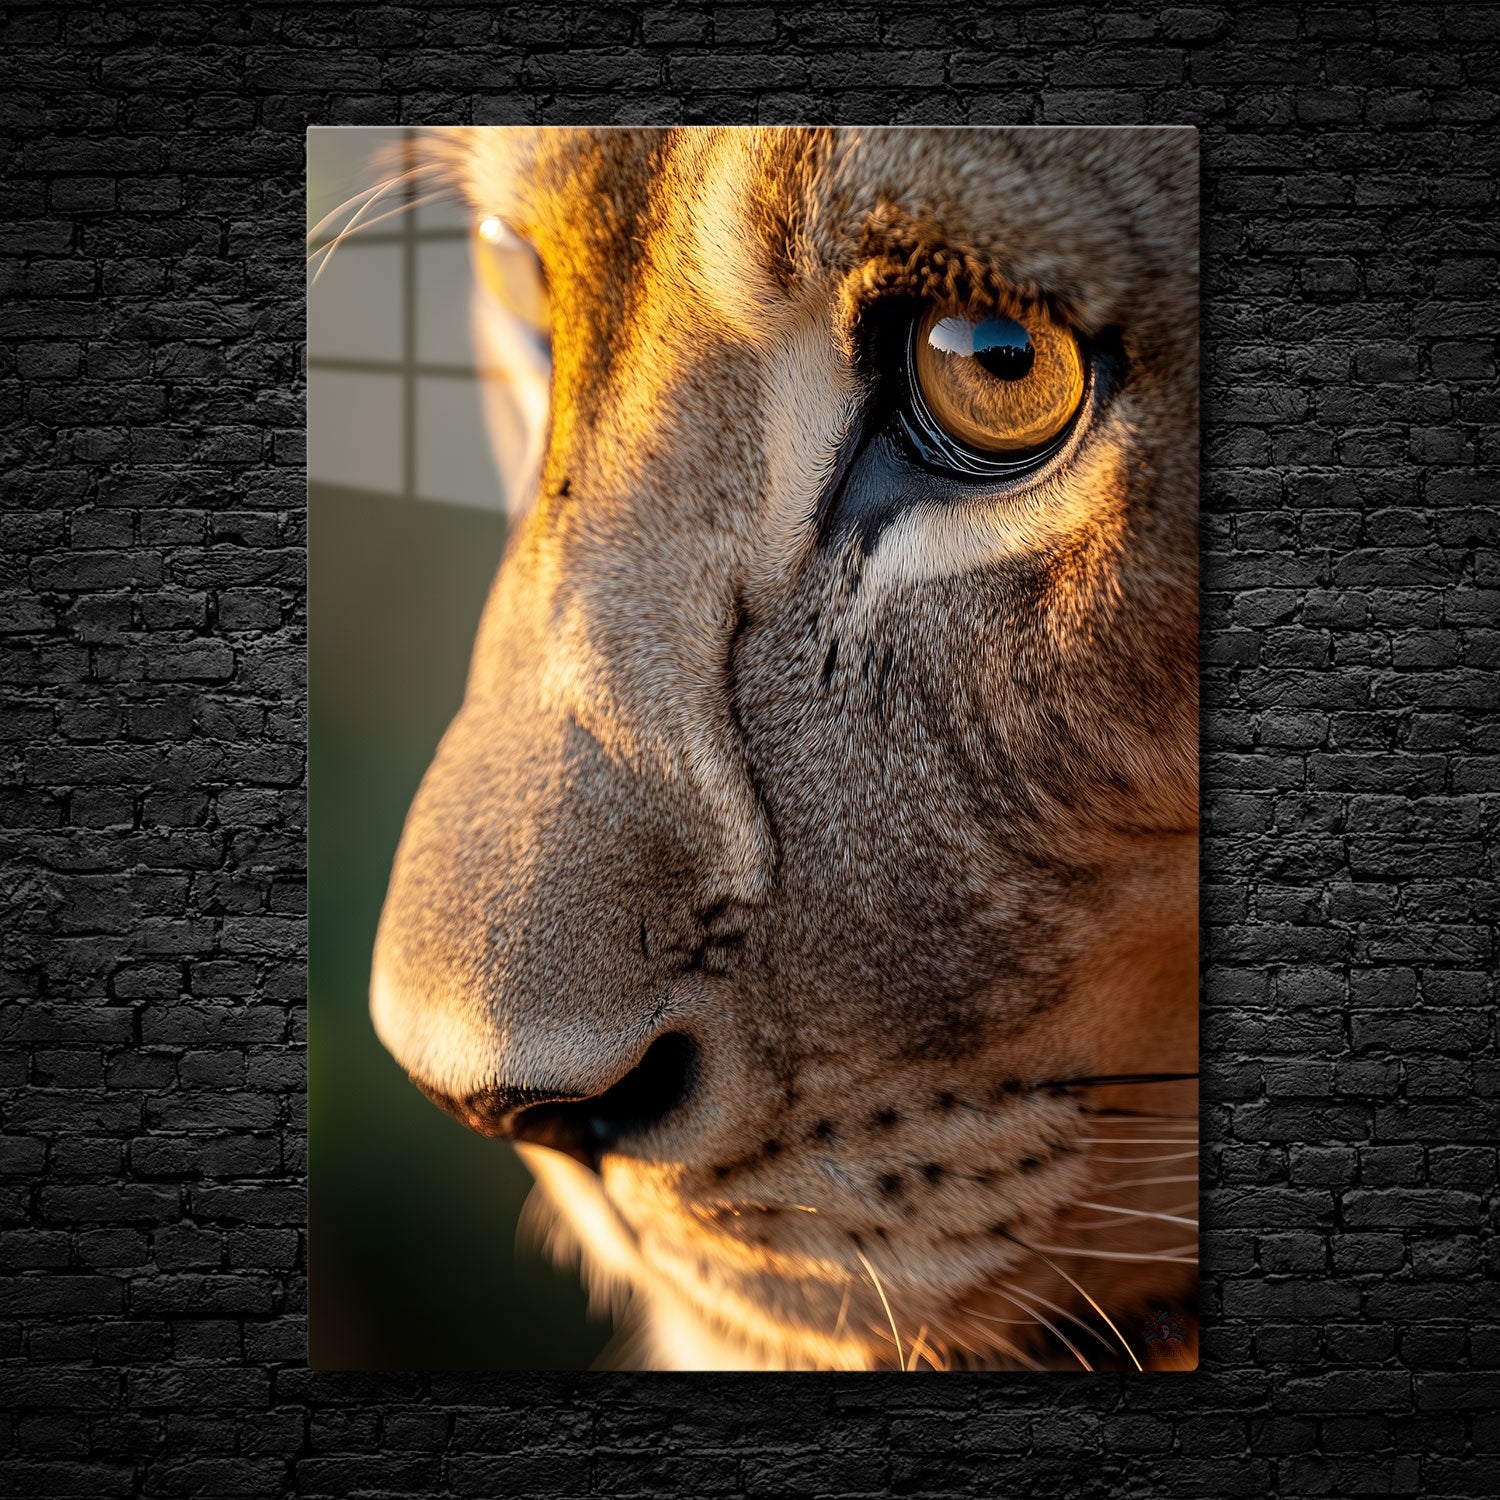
841,242,1087,334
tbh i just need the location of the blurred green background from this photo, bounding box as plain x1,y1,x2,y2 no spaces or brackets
308,127,612,1369
309,483,613,1369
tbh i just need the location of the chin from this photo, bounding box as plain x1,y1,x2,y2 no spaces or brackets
518,1087,1198,1375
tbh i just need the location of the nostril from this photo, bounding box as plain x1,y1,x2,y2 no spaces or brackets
412,1078,572,1139
412,1033,699,1172
511,1032,699,1172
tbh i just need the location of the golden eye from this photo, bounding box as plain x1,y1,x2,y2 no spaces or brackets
912,303,1085,458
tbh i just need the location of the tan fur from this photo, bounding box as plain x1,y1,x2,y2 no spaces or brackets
371,127,1200,1370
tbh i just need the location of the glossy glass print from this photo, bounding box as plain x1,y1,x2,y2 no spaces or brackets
310,126,1200,1371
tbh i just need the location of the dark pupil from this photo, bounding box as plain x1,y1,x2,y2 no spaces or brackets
971,316,1034,381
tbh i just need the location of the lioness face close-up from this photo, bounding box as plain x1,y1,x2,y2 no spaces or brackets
369,126,1199,1371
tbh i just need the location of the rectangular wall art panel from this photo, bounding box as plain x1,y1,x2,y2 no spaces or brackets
308,125,1199,1372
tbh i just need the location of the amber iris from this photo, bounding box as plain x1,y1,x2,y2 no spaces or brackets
913,304,1085,457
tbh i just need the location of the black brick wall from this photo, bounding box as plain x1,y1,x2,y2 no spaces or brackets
2,4,1496,1496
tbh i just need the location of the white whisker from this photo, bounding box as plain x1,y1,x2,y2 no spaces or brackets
307,189,457,273
1081,1109,1199,1121
1024,1243,1197,1264
306,172,408,246
309,165,416,244
831,1280,851,1341
907,1323,941,1372
959,1314,1046,1371
307,162,455,287
1067,1212,1196,1230
310,182,400,286
989,1282,1095,1371
1073,1201,1198,1229
854,1246,904,1371
1011,1240,1145,1372
1085,1173,1199,1193
1086,1152,1200,1164
1079,1136,1198,1146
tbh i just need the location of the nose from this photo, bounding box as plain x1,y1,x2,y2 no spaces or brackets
412,1032,698,1172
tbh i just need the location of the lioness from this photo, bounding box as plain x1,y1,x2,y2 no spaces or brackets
370,127,1198,1370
